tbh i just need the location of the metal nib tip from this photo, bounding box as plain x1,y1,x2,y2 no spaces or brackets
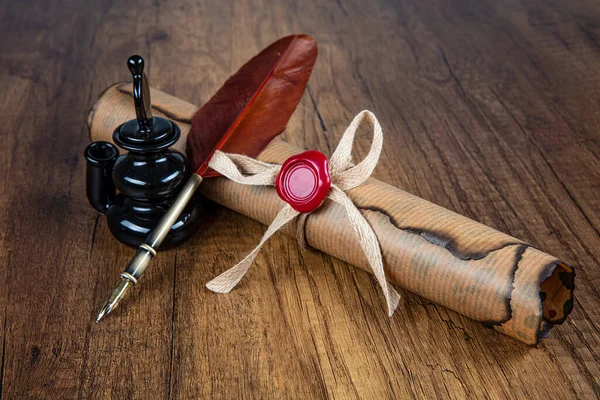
95,278,132,323
96,304,110,323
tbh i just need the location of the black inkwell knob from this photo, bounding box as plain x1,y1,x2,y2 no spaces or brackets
84,55,203,248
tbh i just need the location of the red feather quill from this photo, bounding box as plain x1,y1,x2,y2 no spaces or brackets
187,34,318,176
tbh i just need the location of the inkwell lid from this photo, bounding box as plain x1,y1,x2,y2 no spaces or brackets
113,55,180,152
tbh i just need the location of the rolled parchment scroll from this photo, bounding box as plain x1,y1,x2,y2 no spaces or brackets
88,83,575,345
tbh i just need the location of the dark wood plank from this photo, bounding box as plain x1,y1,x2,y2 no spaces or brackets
0,0,599,398
0,0,176,398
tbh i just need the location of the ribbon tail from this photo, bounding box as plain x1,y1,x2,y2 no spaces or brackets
206,204,300,293
329,187,400,316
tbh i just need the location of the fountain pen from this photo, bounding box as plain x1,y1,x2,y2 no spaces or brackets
96,174,202,322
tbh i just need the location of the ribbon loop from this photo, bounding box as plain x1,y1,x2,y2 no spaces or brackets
209,151,280,185
206,110,400,316
329,110,384,191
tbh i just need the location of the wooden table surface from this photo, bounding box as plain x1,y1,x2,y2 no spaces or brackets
1,0,599,398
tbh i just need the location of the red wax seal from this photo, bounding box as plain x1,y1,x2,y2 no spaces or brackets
276,150,331,213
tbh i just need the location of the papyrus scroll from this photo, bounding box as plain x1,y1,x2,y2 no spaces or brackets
88,84,574,345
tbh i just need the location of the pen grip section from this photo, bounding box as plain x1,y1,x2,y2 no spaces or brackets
124,248,154,280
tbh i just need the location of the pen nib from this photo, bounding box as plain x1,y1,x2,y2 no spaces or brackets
96,303,111,323
95,278,132,323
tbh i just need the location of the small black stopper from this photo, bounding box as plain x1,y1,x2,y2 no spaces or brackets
127,54,145,75
112,55,180,152
128,55,153,133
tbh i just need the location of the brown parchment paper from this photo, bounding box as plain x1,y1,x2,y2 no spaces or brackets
88,83,575,345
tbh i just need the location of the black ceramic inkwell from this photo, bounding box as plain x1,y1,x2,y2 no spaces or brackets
84,55,202,248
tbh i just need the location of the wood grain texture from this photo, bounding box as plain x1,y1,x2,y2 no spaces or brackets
0,0,599,398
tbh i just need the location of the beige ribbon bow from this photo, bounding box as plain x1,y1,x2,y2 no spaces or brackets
206,110,400,316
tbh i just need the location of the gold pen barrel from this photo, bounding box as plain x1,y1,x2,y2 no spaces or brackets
144,173,204,251
96,174,203,322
